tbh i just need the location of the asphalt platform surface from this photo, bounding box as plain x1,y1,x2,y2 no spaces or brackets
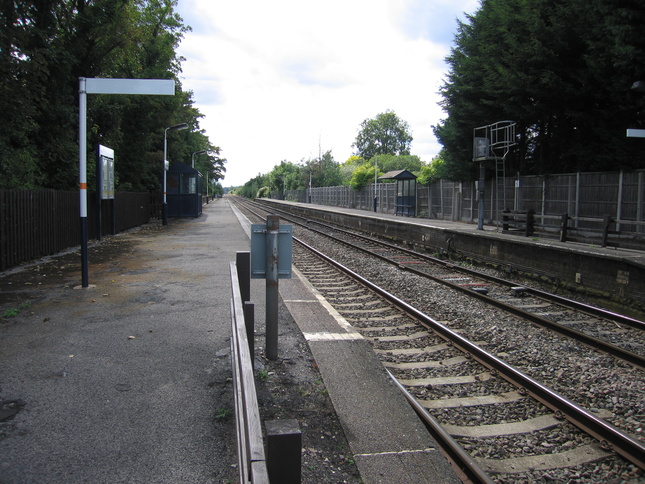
1,200,249,482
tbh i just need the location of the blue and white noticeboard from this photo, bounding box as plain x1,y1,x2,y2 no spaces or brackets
98,144,114,200
250,224,293,279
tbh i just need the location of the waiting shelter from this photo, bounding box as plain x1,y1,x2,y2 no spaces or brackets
167,162,203,218
379,169,417,216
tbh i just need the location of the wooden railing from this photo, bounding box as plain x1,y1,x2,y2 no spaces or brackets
230,254,269,484
230,252,302,483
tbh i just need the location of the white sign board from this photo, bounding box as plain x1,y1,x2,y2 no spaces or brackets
85,78,175,95
626,128,645,138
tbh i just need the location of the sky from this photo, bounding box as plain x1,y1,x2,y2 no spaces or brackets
174,0,480,187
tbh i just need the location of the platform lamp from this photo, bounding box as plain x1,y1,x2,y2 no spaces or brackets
191,149,210,168
632,81,645,93
163,122,189,225
192,149,212,202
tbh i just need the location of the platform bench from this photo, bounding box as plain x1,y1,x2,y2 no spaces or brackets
502,209,535,236
559,214,618,248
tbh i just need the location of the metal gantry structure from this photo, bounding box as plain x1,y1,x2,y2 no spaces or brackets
473,120,517,230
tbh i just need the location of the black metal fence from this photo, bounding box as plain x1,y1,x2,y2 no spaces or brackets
0,189,161,271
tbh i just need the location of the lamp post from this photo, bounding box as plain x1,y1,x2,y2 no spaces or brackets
191,149,209,168
192,149,213,202
163,123,188,225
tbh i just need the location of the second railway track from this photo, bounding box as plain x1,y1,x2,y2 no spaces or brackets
231,196,645,482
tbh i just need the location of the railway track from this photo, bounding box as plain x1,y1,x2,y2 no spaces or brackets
247,198,645,367
230,196,645,482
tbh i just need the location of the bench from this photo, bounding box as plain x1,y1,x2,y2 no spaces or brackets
502,209,535,236
395,204,414,216
559,214,618,248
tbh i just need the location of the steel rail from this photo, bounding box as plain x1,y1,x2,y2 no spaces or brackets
386,369,495,484
294,236,645,472
301,216,645,331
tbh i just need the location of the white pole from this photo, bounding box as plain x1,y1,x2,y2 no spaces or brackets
163,128,168,225
78,77,89,287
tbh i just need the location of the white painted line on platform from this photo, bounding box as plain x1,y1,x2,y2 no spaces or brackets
354,448,438,458
303,332,364,341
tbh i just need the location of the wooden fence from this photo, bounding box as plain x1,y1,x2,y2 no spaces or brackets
0,189,161,271
281,169,645,245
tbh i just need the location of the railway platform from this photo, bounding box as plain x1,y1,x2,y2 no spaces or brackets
262,199,645,312
0,198,460,483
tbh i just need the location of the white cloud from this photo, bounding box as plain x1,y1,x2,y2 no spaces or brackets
176,0,480,186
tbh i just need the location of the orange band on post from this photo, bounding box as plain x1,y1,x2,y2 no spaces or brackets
80,183,87,189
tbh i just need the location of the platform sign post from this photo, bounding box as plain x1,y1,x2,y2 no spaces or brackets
78,77,175,287
251,216,292,360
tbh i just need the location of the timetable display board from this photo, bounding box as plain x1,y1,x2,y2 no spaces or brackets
98,144,114,200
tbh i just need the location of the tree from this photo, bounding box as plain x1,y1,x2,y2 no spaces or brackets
349,163,380,190
434,0,645,180
302,150,342,188
370,154,424,174
418,156,447,186
339,156,364,185
268,161,302,192
0,0,222,191
352,110,413,159
211,181,224,197
237,174,267,198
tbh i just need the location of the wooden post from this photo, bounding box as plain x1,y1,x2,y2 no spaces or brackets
244,301,255,367
525,209,535,236
266,419,301,483
502,209,510,232
236,251,251,303
602,215,612,248
559,213,569,242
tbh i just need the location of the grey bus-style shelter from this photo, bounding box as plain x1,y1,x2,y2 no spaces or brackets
167,161,203,218
380,169,417,216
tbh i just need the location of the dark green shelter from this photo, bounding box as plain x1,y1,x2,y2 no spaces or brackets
167,162,203,218
379,169,417,216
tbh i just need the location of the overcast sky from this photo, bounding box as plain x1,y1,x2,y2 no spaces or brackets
175,0,480,187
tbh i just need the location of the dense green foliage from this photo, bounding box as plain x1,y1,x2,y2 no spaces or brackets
235,150,427,196
418,156,448,186
348,163,381,190
353,110,413,159
0,0,224,191
434,0,645,181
